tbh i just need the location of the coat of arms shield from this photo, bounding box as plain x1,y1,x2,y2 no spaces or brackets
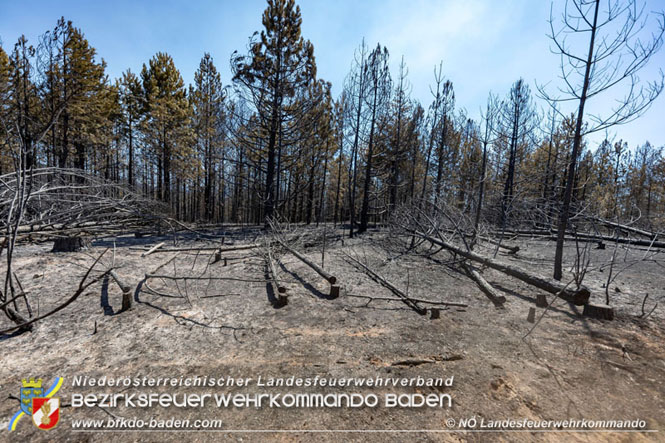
32,397,60,430
20,381,44,415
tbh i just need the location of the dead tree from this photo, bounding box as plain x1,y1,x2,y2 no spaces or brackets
343,253,427,315
278,239,340,299
472,93,498,240
265,247,288,306
589,216,659,240
344,40,370,238
358,44,391,234
549,232,665,249
1,75,71,328
406,228,590,306
461,263,506,307
0,166,170,329
432,81,454,206
417,62,445,208
0,249,109,334
388,56,412,214
539,0,665,280
332,96,346,227
497,79,539,228
146,244,262,254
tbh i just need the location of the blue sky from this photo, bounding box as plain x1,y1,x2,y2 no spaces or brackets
1,0,663,149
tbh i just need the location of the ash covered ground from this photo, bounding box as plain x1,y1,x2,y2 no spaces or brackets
1,226,664,442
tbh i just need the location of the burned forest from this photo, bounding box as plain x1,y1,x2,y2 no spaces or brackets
2,0,665,441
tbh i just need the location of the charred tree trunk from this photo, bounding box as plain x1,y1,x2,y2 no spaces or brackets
553,0,600,281
52,237,90,252
409,229,590,305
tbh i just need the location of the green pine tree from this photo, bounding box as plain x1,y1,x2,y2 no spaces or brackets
191,53,225,220
232,0,316,226
0,44,11,173
141,52,194,203
117,69,143,188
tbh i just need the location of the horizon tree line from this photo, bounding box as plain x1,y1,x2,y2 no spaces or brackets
1,0,664,281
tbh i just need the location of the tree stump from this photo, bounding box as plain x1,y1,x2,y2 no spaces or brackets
52,237,90,252
583,303,614,320
277,289,288,307
109,270,132,311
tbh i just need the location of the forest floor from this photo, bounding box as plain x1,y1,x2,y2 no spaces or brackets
1,225,664,442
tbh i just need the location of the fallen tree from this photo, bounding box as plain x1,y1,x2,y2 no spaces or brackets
552,232,665,249
277,238,341,298
144,244,263,254
265,248,288,306
589,217,659,240
342,253,428,315
478,236,520,254
0,167,173,329
0,249,109,335
440,228,519,254
461,263,507,307
0,168,170,249
489,228,665,249
408,229,590,306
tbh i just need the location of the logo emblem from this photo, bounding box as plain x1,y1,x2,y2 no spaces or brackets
31,397,60,430
20,378,44,415
8,376,63,432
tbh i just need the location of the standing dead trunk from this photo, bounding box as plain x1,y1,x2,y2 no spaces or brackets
553,2,600,280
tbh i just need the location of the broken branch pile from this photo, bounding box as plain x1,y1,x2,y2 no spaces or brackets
0,168,169,242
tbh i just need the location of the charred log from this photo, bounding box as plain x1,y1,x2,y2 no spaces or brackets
409,229,590,306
